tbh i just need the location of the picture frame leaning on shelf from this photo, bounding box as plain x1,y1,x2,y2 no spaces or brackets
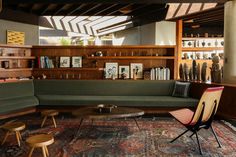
60,57,70,68
72,56,82,68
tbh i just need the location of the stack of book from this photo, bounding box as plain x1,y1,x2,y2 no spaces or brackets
38,56,56,68
150,67,170,80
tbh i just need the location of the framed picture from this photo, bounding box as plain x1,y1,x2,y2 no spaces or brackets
105,62,118,79
72,56,82,67
119,66,130,79
130,63,143,78
60,57,70,68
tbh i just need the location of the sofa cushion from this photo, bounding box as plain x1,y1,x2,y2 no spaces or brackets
34,80,175,96
36,95,199,107
172,81,191,98
0,96,39,114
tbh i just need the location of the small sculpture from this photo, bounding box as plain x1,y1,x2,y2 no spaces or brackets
183,63,189,81
201,62,207,82
192,60,197,80
211,55,222,83
189,67,193,81
179,63,184,80
197,63,201,81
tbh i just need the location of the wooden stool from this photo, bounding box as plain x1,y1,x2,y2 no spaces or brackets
1,121,25,146
41,110,58,128
26,134,54,157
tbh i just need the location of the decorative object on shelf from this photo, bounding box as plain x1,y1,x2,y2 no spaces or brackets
211,53,216,59
3,61,9,69
188,42,192,47
179,63,184,80
211,55,222,83
196,53,201,59
130,63,143,79
72,56,82,68
95,51,103,57
189,67,193,81
207,42,211,47
219,53,224,59
221,41,224,46
203,54,208,59
119,66,130,79
143,70,151,80
192,60,197,80
197,63,201,81
150,67,170,80
183,63,189,81
183,53,188,59
60,57,70,68
202,41,206,47
215,40,218,47
105,62,118,79
7,30,25,45
201,62,207,82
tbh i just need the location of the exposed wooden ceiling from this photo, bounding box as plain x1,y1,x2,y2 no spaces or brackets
1,0,226,36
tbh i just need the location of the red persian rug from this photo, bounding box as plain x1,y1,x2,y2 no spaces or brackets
0,114,236,157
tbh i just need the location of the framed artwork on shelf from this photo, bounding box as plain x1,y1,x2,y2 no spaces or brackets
119,66,130,79
105,62,118,79
60,57,70,68
130,63,143,79
72,56,82,67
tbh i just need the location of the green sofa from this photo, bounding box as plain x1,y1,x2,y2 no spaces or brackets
34,80,199,108
0,81,39,114
0,80,199,116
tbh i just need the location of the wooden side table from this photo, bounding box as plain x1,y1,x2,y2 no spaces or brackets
26,134,54,157
41,110,59,128
1,121,26,146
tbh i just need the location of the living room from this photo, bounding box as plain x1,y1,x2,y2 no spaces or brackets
0,0,236,156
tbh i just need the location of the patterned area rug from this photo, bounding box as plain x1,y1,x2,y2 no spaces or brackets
0,114,236,157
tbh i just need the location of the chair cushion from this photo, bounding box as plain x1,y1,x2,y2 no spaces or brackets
36,95,199,107
169,108,194,125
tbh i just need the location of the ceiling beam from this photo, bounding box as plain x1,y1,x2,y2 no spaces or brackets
92,4,117,16
66,4,86,16
79,4,102,16
4,0,227,5
52,4,65,15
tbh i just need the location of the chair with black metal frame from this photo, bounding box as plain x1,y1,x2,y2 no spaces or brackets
169,86,224,155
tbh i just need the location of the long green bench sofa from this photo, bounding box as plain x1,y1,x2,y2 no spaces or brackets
0,81,39,115
0,80,199,117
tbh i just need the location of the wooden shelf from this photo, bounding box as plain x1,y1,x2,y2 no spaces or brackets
182,47,224,51
0,68,33,72
182,37,224,40
87,56,175,60
0,56,35,60
33,68,104,71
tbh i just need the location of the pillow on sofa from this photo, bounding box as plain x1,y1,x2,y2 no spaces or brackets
172,81,190,98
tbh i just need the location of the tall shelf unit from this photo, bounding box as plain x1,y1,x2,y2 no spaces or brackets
180,37,224,79
31,45,177,80
0,44,34,80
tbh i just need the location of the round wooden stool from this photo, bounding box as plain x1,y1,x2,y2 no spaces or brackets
26,134,54,157
1,121,26,146
41,110,59,128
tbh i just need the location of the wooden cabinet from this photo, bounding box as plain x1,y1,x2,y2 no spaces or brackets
0,44,34,79
32,45,177,80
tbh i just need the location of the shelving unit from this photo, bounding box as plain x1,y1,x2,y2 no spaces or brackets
0,44,34,79
176,22,224,80
31,45,177,80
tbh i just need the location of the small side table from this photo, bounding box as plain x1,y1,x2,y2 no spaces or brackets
41,110,59,128
1,121,26,146
26,134,54,157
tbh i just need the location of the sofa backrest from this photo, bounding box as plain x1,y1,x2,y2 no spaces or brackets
34,80,175,96
0,80,35,100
